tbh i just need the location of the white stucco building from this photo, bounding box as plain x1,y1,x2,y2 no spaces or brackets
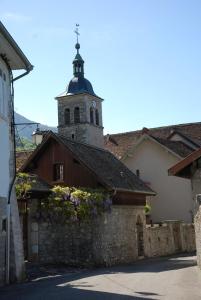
0,21,33,285
105,124,201,223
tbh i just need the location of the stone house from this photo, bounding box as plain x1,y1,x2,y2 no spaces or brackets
0,22,33,285
19,131,156,264
105,125,201,223
169,148,201,269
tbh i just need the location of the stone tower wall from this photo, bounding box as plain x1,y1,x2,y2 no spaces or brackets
57,94,104,148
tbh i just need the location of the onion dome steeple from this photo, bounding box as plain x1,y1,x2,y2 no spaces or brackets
66,24,96,96
73,26,84,77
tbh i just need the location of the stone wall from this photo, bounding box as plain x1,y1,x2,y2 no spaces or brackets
57,94,104,148
195,206,201,269
28,204,145,266
26,202,196,267
144,221,195,258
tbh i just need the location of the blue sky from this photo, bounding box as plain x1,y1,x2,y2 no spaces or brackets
1,0,201,134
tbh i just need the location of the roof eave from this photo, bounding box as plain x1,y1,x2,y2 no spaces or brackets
114,187,156,196
55,92,104,101
0,21,33,71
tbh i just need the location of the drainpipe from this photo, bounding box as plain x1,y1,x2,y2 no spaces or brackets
6,65,33,284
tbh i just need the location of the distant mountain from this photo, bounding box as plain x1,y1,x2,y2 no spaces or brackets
14,112,57,141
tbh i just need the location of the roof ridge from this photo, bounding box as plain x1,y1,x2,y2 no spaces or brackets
106,121,201,137
57,133,110,154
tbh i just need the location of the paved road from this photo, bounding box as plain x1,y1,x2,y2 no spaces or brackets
1,254,201,300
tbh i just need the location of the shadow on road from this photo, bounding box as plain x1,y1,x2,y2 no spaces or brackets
0,253,196,300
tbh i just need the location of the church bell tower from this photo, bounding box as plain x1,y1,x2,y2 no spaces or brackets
56,25,104,148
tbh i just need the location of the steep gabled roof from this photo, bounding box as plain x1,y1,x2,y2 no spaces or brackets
168,147,201,178
20,132,155,195
118,133,194,161
104,122,201,159
151,136,194,158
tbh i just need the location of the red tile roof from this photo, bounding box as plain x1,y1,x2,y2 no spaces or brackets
104,122,201,159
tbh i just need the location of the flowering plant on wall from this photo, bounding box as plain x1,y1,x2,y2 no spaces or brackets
15,172,36,200
16,174,112,223
36,185,112,223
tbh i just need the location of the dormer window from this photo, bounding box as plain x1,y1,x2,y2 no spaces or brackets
90,107,94,124
64,108,70,125
74,107,80,123
95,109,99,126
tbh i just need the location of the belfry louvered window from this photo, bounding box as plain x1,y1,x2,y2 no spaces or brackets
90,107,94,124
95,109,99,126
74,107,80,123
64,108,70,125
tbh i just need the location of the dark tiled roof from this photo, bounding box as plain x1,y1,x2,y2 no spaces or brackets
57,134,155,195
152,137,194,158
104,122,201,159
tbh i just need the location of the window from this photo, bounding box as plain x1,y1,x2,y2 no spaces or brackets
53,163,64,181
64,108,70,125
136,169,140,178
72,133,75,140
74,107,80,123
95,109,99,126
90,107,94,124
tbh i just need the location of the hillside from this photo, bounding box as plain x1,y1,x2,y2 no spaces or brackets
14,112,57,141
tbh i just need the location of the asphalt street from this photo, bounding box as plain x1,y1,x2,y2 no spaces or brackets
1,254,201,300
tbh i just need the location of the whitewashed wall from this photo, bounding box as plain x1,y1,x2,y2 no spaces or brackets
0,57,10,199
124,138,193,223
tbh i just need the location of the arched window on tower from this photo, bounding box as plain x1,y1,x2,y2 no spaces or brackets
95,109,99,126
74,107,80,123
90,107,94,124
64,108,70,125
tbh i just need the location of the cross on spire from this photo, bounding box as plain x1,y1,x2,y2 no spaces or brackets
74,24,80,44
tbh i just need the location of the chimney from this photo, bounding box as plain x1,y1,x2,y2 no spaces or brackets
142,127,149,134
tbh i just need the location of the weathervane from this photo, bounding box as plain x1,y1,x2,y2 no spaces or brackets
74,24,80,44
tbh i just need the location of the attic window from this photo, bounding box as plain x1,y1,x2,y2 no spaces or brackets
53,163,64,181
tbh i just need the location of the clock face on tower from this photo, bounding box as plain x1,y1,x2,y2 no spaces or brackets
92,100,96,108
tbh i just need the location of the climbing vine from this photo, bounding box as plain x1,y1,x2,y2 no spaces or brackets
15,172,35,200
35,186,112,223
16,173,112,223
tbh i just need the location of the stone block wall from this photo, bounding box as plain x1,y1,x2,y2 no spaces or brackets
28,205,145,267
144,224,174,257
57,94,104,148
93,206,145,266
26,202,195,268
195,206,201,269
144,221,195,258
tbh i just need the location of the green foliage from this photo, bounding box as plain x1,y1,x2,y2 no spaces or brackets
35,185,112,224
15,172,35,199
144,204,151,215
16,136,36,151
